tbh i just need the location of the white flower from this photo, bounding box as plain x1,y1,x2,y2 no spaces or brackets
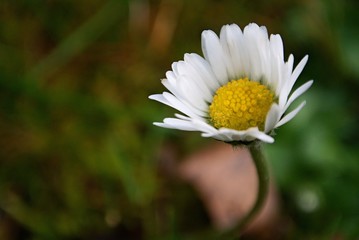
149,23,313,144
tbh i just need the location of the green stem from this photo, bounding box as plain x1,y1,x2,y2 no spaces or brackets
220,142,270,239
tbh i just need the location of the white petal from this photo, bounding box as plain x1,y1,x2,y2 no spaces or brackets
149,93,180,111
161,78,180,98
192,118,218,134
246,129,274,143
269,54,281,94
201,129,233,141
153,122,193,131
178,75,209,111
283,80,313,112
165,70,178,87
222,127,259,142
267,35,285,91
171,62,180,77
164,67,211,109
156,115,219,135
184,53,220,91
244,23,271,81
174,113,191,120
275,101,306,128
265,103,281,133
219,24,246,79
219,25,238,79
149,93,203,119
160,118,197,131
279,55,308,109
269,34,284,61
201,30,228,84
148,93,168,104
202,127,274,143
163,92,206,118
281,55,309,102
179,59,213,102
276,54,294,96
286,54,294,77
162,73,210,113
291,55,308,86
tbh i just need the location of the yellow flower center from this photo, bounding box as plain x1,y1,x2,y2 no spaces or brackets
209,78,274,131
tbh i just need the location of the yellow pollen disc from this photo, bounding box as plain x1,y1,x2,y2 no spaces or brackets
209,78,274,131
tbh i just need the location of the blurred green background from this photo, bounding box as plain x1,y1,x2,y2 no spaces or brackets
1,0,359,239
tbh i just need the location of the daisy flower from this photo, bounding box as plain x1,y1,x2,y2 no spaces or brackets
149,23,313,144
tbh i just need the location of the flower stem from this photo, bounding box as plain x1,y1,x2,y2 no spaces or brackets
220,142,270,239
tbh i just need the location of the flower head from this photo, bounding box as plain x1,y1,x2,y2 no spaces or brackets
149,23,313,144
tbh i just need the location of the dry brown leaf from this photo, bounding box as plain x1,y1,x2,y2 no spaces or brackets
178,142,280,236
